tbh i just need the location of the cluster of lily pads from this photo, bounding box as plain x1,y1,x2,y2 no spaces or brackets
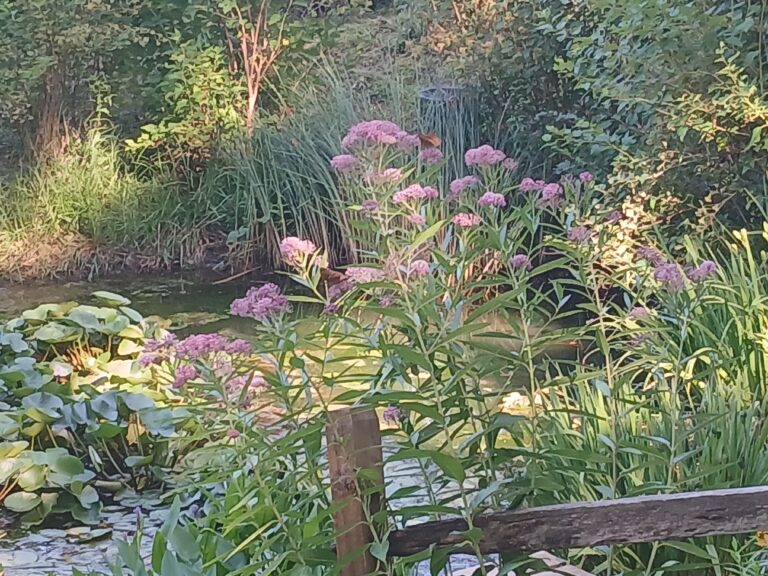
0,292,191,526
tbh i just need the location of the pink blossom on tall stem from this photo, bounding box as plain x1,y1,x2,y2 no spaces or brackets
478,191,506,208
341,120,401,149
606,210,623,224
144,334,179,353
225,339,253,356
174,365,197,388
330,154,358,173
452,213,483,227
449,175,480,198
579,171,594,183
408,259,430,278
230,283,290,322
567,226,591,244
226,429,241,439
686,260,718,282
406,213,426,226
537,183,563,208
393,184,439,204
465,144,506,167
510,253,531,270
280,236,317,266
175,333,229,360
519,178,545,192
654,263,686,291
419,148,444,165
395,131,420,151
383,405,405,425
345,266,386,284
365,168,403,185
378,295,395,307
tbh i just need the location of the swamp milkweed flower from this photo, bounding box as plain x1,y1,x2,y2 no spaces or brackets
502,158,519,171
449,175,480,198
579,171,594,183
408,259,430,278
520,178,545,192
173,365,198,388
393,184,439,204
330,154,358,174
365,168,403,185
567,226,591,244
686,260,718,282
383,405,405,425
510,253,531,270
419,148,444,165
341,120,402,149
452,213,482,228
230,283,290,322
465,145,506,167
478,191,506,208
280,236,317,266
537,183,563,209
653,263,686,292
345,266,386,284
406,213,426,226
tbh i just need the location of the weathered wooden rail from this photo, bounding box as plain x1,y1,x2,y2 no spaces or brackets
326,407,768,575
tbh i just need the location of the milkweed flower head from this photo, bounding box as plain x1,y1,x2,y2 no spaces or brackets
280,236,317,266
465,145,506,167
383,405,405,425
419,148,444,165
393,184,439,204
408,259,431,278
654,263,686,292
478,191,506,208
173,365,198,389
330,154,358,174
520,178,546,192
452,213,483,228
567,226,591,244
537,183,563,209
406,213,426,226
510,253,531,270
341,120,402,149
449,176,481,199
686,260,718,282
230,283,290,322
365,168,403,185
395,131,420,151
579,171,594,183
345,266,386,284
630,306,650,318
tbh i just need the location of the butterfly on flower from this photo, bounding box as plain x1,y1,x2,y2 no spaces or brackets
418,132,441,149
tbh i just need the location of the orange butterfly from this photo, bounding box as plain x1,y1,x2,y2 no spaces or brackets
418,132,441,149
320,267,346,285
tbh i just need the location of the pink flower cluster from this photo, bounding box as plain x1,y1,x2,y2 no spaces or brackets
567,226,591,244
630,306,650,318
230,283,290,322
345,266,386,284
452,213,483,228
510,253,531,270
341,120,402,149
408,259,431,278
330,154,358,174
174,333,252,360
174,365,198,389
393,184,439,204
365,168,403,185
383,405,405,425
406,213,426,226
653,263,685,292
280,236,317,266
465,145,506,167
520,178,545,192
537,183,563,209
449,175,481,198
396,131,420,151
579,171,594,183
478,191,506,208
686,260,717,282
419,148,444,165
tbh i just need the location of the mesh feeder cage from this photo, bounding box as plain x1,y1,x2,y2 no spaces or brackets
418,84,480,193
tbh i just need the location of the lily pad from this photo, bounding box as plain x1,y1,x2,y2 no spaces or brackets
4,491,41,512
92,291,132,306
33,323,82,343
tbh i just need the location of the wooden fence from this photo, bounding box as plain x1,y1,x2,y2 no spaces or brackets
326,407,768,576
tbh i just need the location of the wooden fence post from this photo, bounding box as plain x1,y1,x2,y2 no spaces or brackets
327,407,385,576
